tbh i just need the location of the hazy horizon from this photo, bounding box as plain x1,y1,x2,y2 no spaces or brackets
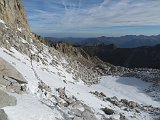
45,33,160,39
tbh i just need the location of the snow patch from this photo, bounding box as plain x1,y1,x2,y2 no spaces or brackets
0,19,5,24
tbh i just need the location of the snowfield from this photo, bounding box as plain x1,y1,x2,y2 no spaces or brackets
0,47,159,120
4,94,64,120
91,76,160,107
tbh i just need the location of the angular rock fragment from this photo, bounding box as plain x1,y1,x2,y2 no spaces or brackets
82,109,97,120
101,107,114,115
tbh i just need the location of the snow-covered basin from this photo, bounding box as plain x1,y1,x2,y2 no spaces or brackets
92,76,160,107
66,76,160,112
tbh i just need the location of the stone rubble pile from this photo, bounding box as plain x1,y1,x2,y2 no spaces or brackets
90,91,160,120
36,83,98,120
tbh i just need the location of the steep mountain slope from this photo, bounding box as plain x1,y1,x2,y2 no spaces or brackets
81,44,160,69
0,0,160,120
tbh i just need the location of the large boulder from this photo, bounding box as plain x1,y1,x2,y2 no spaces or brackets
0,57,27,93
101,107,114,115
0,89,17,108
0,57,27,84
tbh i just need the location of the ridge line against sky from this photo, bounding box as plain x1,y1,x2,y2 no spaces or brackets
23,0,160,37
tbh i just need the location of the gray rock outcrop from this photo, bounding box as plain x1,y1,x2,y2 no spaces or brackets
101,107,114,115
0,109,8,120
0,0,30,32
0,57,27,93
0,89,16,108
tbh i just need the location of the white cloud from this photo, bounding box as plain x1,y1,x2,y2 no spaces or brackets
25,0,160,35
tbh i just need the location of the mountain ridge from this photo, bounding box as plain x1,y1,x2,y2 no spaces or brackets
46,34,160,48
81,44,160,69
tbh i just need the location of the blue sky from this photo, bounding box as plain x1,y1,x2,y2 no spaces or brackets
22,0,160,37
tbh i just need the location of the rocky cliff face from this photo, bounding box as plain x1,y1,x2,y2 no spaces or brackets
0,0,30,31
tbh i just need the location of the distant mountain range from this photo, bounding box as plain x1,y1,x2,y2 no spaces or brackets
45,37,86,44
46,35,160,48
